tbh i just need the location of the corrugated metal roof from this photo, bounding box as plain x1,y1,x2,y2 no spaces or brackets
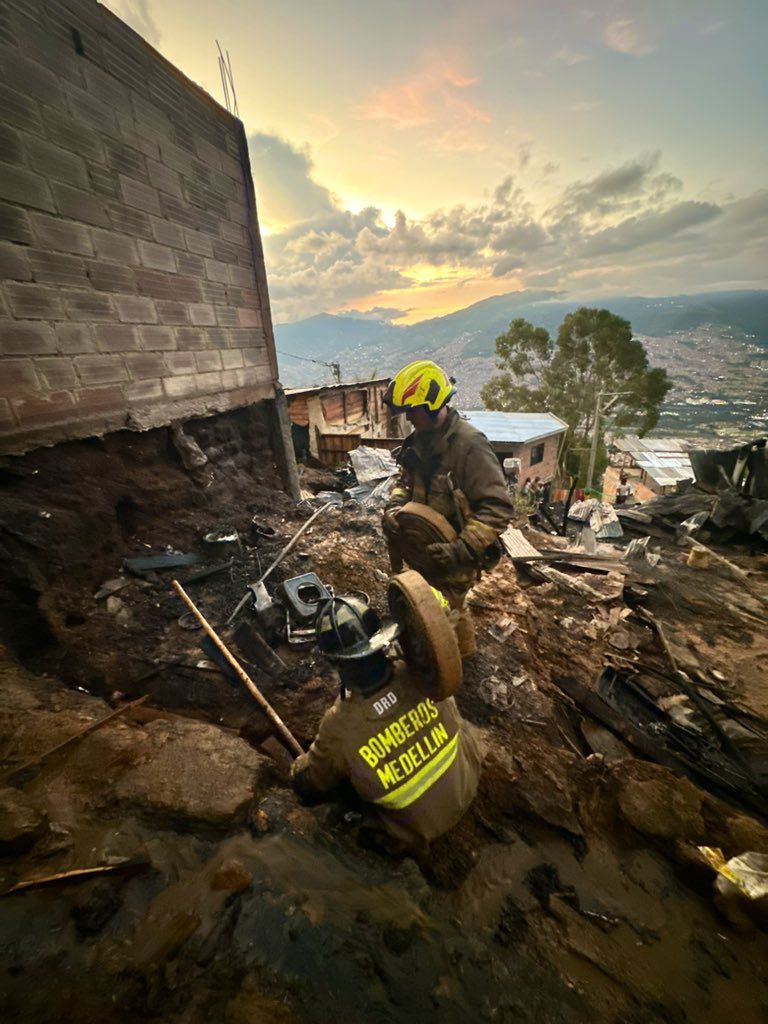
285,378,389,396
613,435,691,453
462,411,568,444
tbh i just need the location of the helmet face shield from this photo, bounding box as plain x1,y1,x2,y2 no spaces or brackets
383,360,456,413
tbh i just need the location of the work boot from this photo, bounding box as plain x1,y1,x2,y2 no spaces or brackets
454,605,476,658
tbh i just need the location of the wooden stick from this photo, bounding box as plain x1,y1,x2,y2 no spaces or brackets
3,861,149,896
172,580,303,757
3,695,149,786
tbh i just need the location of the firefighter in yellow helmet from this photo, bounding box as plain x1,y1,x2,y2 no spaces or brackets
382,361,514,656
291,595,483,854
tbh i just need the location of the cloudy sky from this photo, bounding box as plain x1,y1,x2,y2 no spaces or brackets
109,0,767,323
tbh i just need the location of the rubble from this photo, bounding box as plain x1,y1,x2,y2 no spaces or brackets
1,422,768,1022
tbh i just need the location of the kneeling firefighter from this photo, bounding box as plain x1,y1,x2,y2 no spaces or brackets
291,596,483,853
382,360,514,656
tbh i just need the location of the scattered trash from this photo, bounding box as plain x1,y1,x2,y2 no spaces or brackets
567,499,623,540
94,578,131,601
203,528,241,550
315,490,344,505
125,553,201,573
699,847,768,900
180,558,235,584
687,547,712,569
171,423,208,473
348,445,397,485
624,537,661,567
275,573,331,625
250,519,277,540
488,615,519,643
39,510,51,519
178,612,200,630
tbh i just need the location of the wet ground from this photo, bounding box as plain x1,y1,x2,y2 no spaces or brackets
1,411,768,1023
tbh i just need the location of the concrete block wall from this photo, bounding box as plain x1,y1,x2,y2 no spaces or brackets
0,0,280,454
518,433,561,482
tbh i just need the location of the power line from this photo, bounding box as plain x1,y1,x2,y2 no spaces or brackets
276,349,341,384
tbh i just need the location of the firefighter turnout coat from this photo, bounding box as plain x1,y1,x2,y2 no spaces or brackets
391,409,513,574
291,660,483,845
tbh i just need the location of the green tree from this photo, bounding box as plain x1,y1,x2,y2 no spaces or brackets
480,307,672,483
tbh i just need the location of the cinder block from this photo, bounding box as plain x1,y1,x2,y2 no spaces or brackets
204,258,229,284
0,43,64,107
0,163,55,213
238,307,262,328
150,217,185,249
125,377,164,403
94,324,140,353
220,368,238,390
194,350,222,373
237,364,272,388
137,239,175,272
219,220,247,245
66,83,116,135
91,228,139,265
104,138,148,181
228,264,254,288
106,202,153,240
29,249,87,287
199,280,227,305
226,200,249,227
162,373,197,398
57,323,96,354
88,164,120,199
1,358,40,392
24,135,90,189
212,238,239,264
87,260,136,294
0,123,23,165
114,294,157,324
185,229,213,257
229,327,261,348
162,194,218,234
42,107,106,164
155,300,189,325
242,347,270,368
175,250,205,277
132,93,172,141
204,328,229,349
215,306,239,327
138,325,176,350
74,354,129,385
83,63,131,113
228,286,259,307
75,384,125,416
189,303,216,327
165,351,196,374
0,241,31,281
12,390,75,427
0,82,42,133
193,136,223,171
146,159,182,198
52,183,110,227
30,213,93,255
120,175,162,216
0,201,33,245
64,290,115,322
158,139,194,176
5,283,63,319
221,349,244,370
195,370,222,393
136,269,201,304
175,327,207,350
125,351,166,379
35,356,78,390
219,151,243,182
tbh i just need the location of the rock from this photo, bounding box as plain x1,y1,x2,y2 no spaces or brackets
114,719,268,825
618,773,704,841
0,787,47,854
210,859,252,893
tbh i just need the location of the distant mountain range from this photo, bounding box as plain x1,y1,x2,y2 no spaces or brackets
273,289,768,388
273,290,768,439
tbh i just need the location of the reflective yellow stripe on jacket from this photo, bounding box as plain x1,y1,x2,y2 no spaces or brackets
374,733,459,810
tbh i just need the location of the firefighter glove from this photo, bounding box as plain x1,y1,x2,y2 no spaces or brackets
427,539,476,572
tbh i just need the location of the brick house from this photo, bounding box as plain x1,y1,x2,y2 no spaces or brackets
0,0,297,495
461,411,568,482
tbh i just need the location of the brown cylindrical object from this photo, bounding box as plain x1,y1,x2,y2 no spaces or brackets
172,580,303,758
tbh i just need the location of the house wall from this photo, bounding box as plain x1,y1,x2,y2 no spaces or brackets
286,382,405,463
0,0,279,455
491,433,563,482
